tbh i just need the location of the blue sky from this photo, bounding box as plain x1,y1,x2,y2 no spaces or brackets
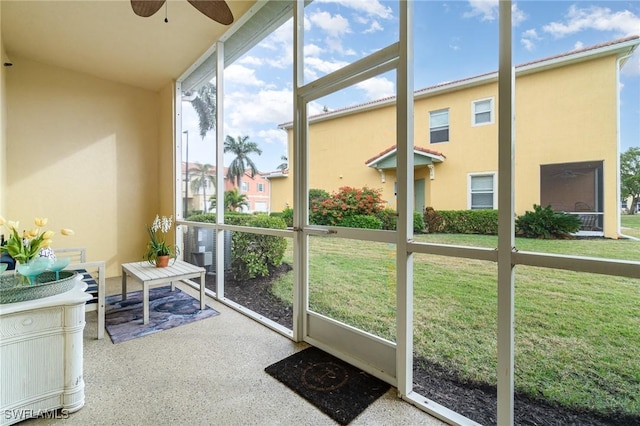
182,0,640,173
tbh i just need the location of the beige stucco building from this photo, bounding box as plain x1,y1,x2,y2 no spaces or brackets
268,36,639,239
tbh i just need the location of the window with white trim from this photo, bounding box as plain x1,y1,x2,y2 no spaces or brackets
472,98,494,126
257,183,265,192
468,173,496,209
241,181,249,192
429,109,449,143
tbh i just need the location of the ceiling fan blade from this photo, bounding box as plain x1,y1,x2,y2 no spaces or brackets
130,0,166,18
187,0,234,25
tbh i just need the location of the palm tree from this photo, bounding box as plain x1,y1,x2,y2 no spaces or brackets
189,163,216,213
225,189,250,212
209,189,249,212
224,135,262,188
190,82,216,139
277,155,288,171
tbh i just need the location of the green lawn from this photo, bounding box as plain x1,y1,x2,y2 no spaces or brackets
271,233,640,418
621,214,640,239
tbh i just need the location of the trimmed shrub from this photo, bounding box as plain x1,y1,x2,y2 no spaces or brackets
309,188,330,203
430,209,498,234
229,214,287,280
340,214,383,229
414,211,425,233
310,186,385,226
186,212,216,223
376,208,398,231
424,207,443,233
280,207,294,228
516,204,581,239
187,213,287,280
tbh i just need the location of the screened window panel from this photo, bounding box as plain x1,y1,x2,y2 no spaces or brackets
471,193,493,209
430,110,449,128
475,111,491,124
474,100,492,125
430,110,449,143
431,128,449,143
471,175,493,191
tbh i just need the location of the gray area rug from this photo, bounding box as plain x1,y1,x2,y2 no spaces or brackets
105,286,219,344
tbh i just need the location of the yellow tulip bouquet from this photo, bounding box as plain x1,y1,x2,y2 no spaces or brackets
0,217,74,264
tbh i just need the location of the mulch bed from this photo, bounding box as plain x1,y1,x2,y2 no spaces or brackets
206,264,638,426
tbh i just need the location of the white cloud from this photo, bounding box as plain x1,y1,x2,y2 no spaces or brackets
225,64,264,87
256,128,288,148
354,15,368,25
225,89,294,134
315,0,393,19
521,39,535,51
520,28,541,51
543,5,640,38
305,56,349,74
355,76,395,100
363,20,384,34
511,4,526,26
464,1,526,26
268,18,294,46
305,43,325,58
573,41,585,50
238,56,263,67
309,10,352,38
255,19,295,70
464,0,498,21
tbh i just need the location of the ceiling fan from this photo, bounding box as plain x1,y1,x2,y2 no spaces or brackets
130,0,234,25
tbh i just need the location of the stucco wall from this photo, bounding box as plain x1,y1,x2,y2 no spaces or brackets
514,56,618,237
5,56,166,276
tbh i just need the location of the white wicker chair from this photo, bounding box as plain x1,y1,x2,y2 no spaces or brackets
54,247,106,339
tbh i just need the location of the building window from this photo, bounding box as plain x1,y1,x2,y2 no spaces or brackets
241,181,249,192
430,109,449,143
472,98,494,126
257,183,265,192
468,173,496,209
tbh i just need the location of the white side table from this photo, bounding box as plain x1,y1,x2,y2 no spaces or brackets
0,277,91,426
121,260,206,324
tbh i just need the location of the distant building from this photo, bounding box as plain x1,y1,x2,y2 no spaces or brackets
267,36,640,238
181,163,270,214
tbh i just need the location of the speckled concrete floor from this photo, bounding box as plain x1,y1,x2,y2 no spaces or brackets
22,277,445,426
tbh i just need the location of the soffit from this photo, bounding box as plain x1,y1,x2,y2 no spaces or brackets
1,0,256,92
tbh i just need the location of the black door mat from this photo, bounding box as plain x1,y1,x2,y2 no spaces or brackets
265,346,391,425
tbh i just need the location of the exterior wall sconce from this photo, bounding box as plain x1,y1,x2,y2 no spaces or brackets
428,164,435,180
376,168,386,183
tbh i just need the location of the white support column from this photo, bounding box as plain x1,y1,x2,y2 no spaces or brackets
497,1,515,424
396,0,414,397
175,80,185,257
216,41,225,296
292,0,306,342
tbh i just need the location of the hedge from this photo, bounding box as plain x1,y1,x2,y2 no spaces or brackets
425,208,498,235
187,213,287,280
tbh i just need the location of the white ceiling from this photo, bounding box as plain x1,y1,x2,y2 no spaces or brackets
1,0,256,91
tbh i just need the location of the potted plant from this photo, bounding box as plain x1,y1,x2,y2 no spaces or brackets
144,215,179,267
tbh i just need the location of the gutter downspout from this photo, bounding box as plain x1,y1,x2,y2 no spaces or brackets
616,53,639,240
